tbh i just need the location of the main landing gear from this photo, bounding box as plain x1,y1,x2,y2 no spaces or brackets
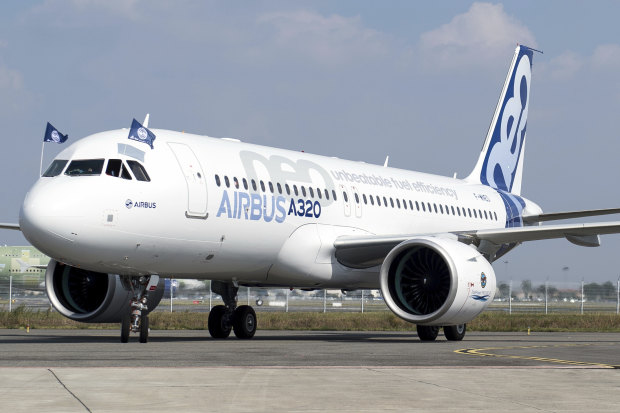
208,281,257,339
120,275,159,343
416,324,466,341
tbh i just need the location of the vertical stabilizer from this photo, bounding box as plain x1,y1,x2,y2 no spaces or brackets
466,45,536,196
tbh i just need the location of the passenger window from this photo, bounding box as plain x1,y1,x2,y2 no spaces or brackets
376,196,381,207
268,182,274,193
285,184,291,195
427,202,432,212
494,211,498,220
396,199,400,208
384,197,388,207
251,180,257,191
277,183,282,194
473,209,478,218
43,160,68,177
484,210,488,219
309,187,314,198
225,176,230,188
317,188,322,199
324,189,329,199
343,192,348,202
65,159,104,176
433,204,438,213
234,177,240,189
260,180,265,192
243,178,248,190
332,190,337,201
421,203,426,212
468,208,472,217
215,175,221,186
362,194,367,204
293,185,299,196
439,205,444,214
301,186,306,197
354,193,359,203
451,206,455,215
415,201,419,211
370,196,374,205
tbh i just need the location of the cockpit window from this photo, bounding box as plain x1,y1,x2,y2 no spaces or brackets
127,160,151,182
106,159,132,180
64,159,104,176
42,160,68,177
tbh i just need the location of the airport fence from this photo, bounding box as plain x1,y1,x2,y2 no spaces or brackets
1,276,619,315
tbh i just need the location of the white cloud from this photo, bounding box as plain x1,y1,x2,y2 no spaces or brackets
0,64,23,90
591,44,620,70
538,44,620,81
543,51,584,81
419,2,536,69
257,10,390,66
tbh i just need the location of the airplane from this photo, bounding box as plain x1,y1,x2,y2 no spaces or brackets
3,44,620,343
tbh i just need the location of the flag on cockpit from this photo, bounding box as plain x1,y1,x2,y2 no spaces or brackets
43,122,68,144
127,118,156,149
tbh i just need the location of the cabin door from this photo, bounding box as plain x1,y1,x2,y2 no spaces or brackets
168,142,208,218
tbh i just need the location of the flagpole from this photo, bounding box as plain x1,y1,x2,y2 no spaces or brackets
39,141,45,177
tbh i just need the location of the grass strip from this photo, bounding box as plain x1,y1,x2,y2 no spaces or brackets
1,307,620,332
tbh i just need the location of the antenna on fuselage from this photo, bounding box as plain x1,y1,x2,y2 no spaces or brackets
143,113,150,128
383,156,389,167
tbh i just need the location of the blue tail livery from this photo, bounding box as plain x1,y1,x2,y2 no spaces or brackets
467,45,539,196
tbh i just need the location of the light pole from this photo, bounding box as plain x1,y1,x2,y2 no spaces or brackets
580,278,584,315
504,260,512,314
323,289,327,313
286,288,289,313
545,277,548,315
9,275,12,313
616,276,620,314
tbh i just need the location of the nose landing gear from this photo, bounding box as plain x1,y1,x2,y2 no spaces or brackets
208,281,257,340
120,275,159,343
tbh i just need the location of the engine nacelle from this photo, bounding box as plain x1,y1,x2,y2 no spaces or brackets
45,260,165,323
379,237,496,326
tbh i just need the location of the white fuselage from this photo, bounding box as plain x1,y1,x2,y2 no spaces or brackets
19,129,540,289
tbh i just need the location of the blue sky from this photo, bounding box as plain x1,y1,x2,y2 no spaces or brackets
1,1,620,286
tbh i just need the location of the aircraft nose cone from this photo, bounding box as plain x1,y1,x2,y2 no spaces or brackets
19,181,76,253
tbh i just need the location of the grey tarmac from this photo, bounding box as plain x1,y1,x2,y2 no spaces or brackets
0,329,618,412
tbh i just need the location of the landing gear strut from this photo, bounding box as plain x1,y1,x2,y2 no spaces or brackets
120,275,159,343
208,281,257,339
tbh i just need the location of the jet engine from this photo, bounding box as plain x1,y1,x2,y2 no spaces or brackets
379,237,496,326
45,259,164,323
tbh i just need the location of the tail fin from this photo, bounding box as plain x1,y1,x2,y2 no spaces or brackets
466,45,537,196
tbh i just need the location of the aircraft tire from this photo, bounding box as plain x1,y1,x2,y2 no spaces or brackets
443,324,466,341
139,315,149,343
120,313,130,343
416,325,439,341
233,305,257,339
208,305,232,339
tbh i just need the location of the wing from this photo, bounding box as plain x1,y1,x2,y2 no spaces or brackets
0,223,20,230
334,221,620,269
523,207,620,224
